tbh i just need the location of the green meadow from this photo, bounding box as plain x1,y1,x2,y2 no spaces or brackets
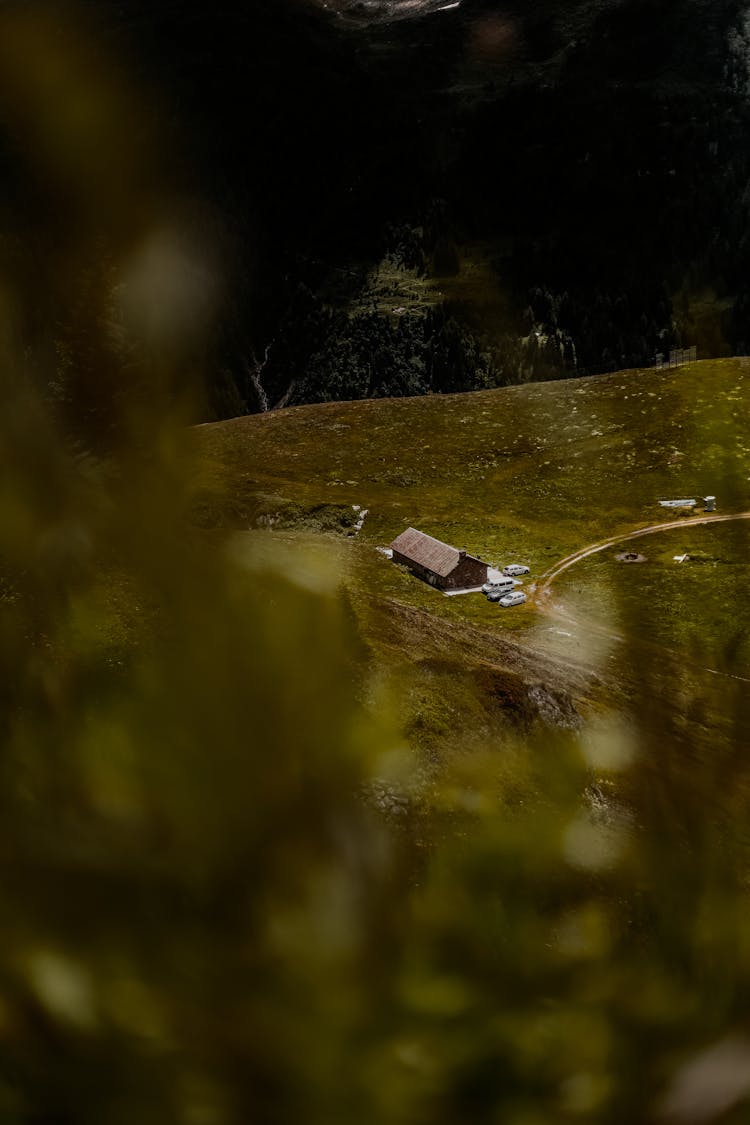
194,357,750,763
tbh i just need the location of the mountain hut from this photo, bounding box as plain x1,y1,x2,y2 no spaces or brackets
390,527,487,591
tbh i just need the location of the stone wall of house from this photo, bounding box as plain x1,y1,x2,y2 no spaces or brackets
393,550,487,590
392,551,443,588
444,555,487,590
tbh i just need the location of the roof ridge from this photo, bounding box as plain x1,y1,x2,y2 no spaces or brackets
390,526,463,578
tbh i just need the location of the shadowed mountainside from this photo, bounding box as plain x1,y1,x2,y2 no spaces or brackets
4,0,750,420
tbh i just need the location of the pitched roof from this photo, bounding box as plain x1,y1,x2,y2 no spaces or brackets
390,527,464,578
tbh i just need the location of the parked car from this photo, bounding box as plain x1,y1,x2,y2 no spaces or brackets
486,585,513,602
483,578,514,596
498,591,527,608
502,564,530,577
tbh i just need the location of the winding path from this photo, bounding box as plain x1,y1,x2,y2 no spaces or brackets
529,510,750,685
534,511,750,600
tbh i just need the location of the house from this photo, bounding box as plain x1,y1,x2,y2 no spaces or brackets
390,527,487,591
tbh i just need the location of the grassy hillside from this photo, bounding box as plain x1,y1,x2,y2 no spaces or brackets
193,357,750,767
195,357,750,552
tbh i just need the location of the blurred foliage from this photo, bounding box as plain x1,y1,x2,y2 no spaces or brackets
2,6,750,1125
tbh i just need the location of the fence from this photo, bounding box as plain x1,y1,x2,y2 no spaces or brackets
654,345,697,369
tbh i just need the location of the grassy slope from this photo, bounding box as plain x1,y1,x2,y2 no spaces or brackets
193,358,750,766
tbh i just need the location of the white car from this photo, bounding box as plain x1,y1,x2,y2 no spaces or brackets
502,564,530,577
498,591,526,608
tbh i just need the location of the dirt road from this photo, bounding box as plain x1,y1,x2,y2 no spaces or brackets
530,510,750,685
534,511,750,601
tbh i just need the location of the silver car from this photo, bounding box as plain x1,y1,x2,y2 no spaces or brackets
486,586,513,602
483,580,513,595
502,564,530,577
498,591,526,608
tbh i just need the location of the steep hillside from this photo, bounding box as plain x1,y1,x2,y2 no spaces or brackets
194,358,750,552
193,358,750,766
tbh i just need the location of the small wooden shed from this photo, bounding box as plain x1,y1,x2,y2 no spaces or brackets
390,527,487,591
